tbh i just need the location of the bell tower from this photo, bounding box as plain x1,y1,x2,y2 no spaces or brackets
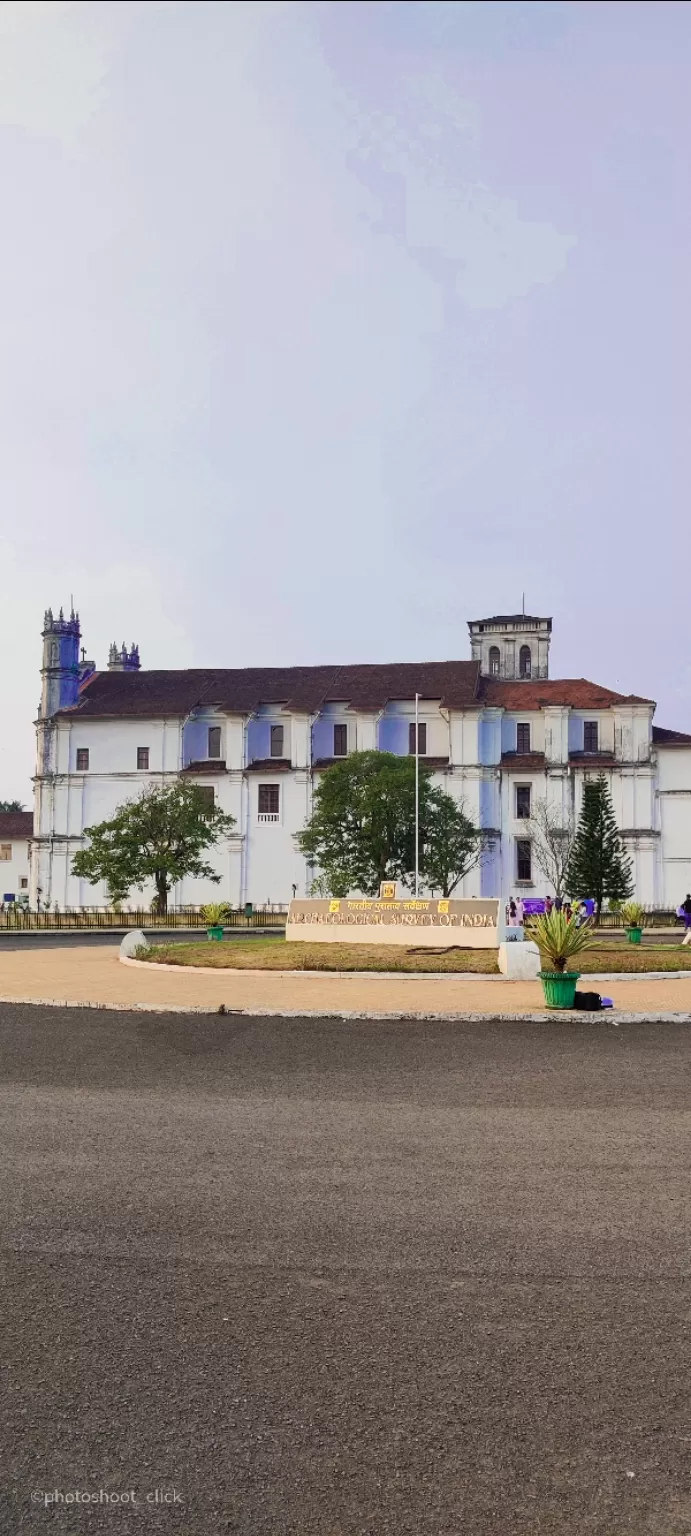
39,605,81,717
468,612,552,680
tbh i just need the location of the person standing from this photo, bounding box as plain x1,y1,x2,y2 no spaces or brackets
545,895,554,917
508,898,518,927
554,895,563,912
515,896,525,926
681,893,691,945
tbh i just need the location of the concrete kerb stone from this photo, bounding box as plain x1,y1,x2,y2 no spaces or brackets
1,994,690,1024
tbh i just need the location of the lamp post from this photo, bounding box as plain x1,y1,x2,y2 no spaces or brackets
414,692,419,897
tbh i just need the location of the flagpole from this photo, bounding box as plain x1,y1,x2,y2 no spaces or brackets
415,692,419,897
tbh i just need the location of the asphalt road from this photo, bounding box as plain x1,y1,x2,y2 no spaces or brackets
2,1006,691,1535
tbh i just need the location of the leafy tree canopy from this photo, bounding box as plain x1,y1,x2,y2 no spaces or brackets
71,782,235,912
0,800,25,812
419,787,484,898
297,750,483,898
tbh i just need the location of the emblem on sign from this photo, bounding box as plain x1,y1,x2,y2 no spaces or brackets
379,881,397,900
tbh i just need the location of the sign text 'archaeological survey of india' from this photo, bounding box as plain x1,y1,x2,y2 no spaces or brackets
286,897,501,948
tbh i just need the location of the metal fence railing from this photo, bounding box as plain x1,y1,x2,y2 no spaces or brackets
596,909,682,929
0,907,288,931
0,905,683,933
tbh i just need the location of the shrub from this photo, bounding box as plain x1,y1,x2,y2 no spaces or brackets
200,902,231,925
526,909,595,973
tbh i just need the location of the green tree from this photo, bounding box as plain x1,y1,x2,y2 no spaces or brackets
0,799,25,812
297,750,483,898
71,782,236,914
566,774,633,921
418,789,484,898
297,750,427,896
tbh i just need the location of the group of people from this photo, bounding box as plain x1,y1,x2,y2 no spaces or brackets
506,895,588,927
505,892,691,943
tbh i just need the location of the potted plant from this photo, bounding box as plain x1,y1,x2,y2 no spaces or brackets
526,909,595,1009
201,902,230,941
620,901,644,945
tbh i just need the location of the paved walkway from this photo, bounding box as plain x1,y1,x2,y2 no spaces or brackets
1,944,691,1015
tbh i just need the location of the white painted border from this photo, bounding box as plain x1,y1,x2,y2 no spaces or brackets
119,954,691,983
0,995,689,1022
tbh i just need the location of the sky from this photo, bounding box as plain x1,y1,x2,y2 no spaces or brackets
1,0,690,799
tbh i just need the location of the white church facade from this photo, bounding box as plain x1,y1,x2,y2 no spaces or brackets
32,607,691,910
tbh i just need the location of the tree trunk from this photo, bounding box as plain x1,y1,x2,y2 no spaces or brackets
155,871,169,916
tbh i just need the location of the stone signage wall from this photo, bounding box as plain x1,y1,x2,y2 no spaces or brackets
286,897,501,948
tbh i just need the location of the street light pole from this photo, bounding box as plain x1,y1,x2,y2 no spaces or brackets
414,692,419,897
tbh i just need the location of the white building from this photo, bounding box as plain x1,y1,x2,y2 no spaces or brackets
0,811,33,904
32,606,691,910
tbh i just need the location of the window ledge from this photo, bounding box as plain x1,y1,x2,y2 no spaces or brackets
182,759,227,774
245,759,292,773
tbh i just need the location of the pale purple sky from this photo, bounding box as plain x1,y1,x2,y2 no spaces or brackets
1,0,689,798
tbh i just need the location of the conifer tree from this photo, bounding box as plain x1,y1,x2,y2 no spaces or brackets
566,774,633,921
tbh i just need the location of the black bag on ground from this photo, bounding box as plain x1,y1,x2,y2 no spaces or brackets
572,991,604,1011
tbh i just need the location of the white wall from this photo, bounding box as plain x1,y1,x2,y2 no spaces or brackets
0,837,31,902
32,701,691,909
657,746,691,906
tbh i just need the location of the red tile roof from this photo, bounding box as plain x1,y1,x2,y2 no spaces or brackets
482,679,654,710
58,662,482,719
0,812,33,839
653,726,691,746
55,666,655,721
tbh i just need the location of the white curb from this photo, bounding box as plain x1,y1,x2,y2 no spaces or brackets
118,954,691,983
0,995,690,1023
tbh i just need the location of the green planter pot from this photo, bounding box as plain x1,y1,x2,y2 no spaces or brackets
539,971,580,1009
207,926,224,942
626,927,642,945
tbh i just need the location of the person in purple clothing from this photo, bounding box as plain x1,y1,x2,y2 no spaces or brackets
681,894,691,946
545,895,554,916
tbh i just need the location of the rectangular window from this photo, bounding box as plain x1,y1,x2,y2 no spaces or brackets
0,845,10,862
515,785,531,819
258,784,280,820
197,786,215,813
20,877,28,889
409,722,427,756
333,723,348,757
516,839,532,882
137,747,149,770
270,724,285,758
76,748,89,771
516,723,531,755
208,726,221,759
583,721,599,753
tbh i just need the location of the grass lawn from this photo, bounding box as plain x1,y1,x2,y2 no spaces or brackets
139,938,691,974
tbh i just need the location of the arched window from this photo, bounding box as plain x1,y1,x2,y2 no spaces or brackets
489,646,500,676
519,645,532,679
